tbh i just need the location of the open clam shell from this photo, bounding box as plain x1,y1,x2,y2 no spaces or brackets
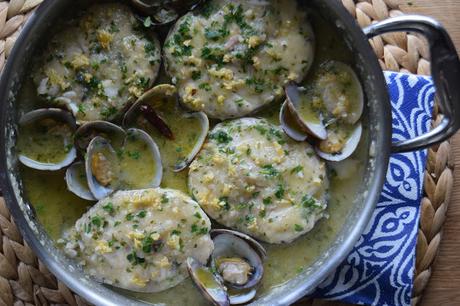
124,84,209,172
122,128,163,189
173,111,208,172
210,230,265,291
188,229,266,305
318,61,363,125
84,128,163,200
279,101,309,142
17,108,77,171
187,257,230,306
74,120,126,153
285,83,328,140
123,84,178,129
228,288,257,305
285,61,364,142
65,161,96,201
85,136,120,200
315,122,362,162
210,229,267,260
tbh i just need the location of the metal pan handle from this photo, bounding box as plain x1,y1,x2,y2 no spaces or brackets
364,15,460,153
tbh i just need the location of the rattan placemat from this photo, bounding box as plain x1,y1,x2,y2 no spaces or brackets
0,0,454,305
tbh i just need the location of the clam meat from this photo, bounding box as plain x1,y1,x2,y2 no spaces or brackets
187,229,267,305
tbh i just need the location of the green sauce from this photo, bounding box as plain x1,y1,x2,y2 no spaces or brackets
119,133,157,189
17,119,72,164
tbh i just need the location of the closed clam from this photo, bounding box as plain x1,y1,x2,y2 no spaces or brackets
17,108,77,171
284,61,364,161
187,229,266,305
124,84,208,172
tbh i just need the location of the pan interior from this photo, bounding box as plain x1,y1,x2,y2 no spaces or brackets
0,0,390,305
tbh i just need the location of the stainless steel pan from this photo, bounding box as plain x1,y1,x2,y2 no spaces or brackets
0,0,459,305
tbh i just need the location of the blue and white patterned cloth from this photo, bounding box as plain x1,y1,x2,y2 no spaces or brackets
313,72,435,306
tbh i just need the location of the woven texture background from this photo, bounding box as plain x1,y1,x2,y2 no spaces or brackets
0,0,454,305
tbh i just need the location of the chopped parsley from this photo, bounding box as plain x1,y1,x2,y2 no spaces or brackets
91,216,103,227
294,224,304,232
291,166,304,174
210,130,233,144
102,202,114,214
141,235,154,253
127,150,141,160
191,224,209,235
168,18,193,57
263,197,272,205
199,82,211,91
204,27,229,41
301,195,320,208
161,194,169,204
275,184,285,199
201,46,225,65
191,70,201,80
219,196,231,211
127,250,145,265
260,165,279,177
245,77,265,93
137,210,147,218
100,106,118,119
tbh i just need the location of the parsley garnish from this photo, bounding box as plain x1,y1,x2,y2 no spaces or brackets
210,130,233,144
260,165,279,177
294,224,304,232
102,202,114,214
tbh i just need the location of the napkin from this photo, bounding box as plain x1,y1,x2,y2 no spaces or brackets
312,71,435,306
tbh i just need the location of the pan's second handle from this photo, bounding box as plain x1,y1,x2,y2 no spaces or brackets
364,15,460,153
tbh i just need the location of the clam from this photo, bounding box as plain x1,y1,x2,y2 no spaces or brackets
83,128,163,200
17,108,77,171
187,257,230,306
318,61,363,125
173,111,208,172
120,128,163,189
124,84,209,172
285,83,327,140
65,161,96,201
284,61,364,161
131,0,203,26
279,101,308,142
315,122,362,162
74,120,126,153
85,136,121,200
187,229,267,305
